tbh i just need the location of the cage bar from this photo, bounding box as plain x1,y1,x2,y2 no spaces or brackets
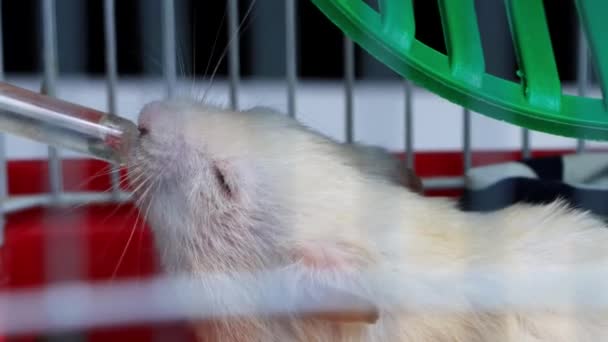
3,192,131,214
2,265,607,337
463,109,472,172
344,37,355,143
404,81,414,169
575,0,608,109
103,0,121,198
286,0,297,118
42,0,63,200
522,129,530,159
227,0,240,110
162,0,177,99
577,26,589,153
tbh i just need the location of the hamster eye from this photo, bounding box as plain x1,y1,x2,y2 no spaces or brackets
214,166,232,197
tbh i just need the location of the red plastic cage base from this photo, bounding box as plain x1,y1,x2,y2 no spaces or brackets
1,204,198,341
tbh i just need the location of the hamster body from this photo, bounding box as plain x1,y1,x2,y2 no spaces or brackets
129,99,608,342
343,143,423,194
245,106,423,193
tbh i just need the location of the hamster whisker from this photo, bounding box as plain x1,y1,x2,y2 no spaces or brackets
128,172,153,195
128,180,158,208
177,39,187,81
71,164,115,188
131,178,157,207
126,166,150,190
134,46,163,75
111,204,143,279
190,14,199,100
112,171,162,279
200,0,256,105
200,7,227,86
132,157,174,208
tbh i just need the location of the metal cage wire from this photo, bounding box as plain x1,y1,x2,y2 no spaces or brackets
0,0,594,246
0,0,597,336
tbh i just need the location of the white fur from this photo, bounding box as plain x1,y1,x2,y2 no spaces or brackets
129,99,608,341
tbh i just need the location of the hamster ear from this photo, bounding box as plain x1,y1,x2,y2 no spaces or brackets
289,243,380,324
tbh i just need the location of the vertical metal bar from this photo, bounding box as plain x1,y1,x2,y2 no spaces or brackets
577,26,589,153
285,0,297,118
227,0,240,110
152,0,179,313
0,0,5,246
42,0,63,200
574,21,591,332
522,129,531,159
43,4,86,341
104,0,118,120
463,109,472,172
344,37,355,143
162,0,177,98
104,0,121,198
574,0,608,109
404,81,414,169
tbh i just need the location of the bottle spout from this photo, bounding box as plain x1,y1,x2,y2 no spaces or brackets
0,82,138,165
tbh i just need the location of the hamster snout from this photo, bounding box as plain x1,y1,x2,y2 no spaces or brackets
137,101,162,129
136,100,181,136
128,100,285,270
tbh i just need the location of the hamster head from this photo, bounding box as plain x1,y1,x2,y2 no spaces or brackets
128,99,385,276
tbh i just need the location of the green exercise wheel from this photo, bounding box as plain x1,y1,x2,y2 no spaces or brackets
310,0,608,140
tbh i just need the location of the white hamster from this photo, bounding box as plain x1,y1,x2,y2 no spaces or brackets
128,99,608,342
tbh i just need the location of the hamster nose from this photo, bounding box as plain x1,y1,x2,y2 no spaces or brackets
138,101,166,134
138,126,149,137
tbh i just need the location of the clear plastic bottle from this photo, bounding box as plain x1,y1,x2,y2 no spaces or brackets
0,82,138,165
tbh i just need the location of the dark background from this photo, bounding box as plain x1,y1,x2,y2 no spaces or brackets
1,0,582,82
